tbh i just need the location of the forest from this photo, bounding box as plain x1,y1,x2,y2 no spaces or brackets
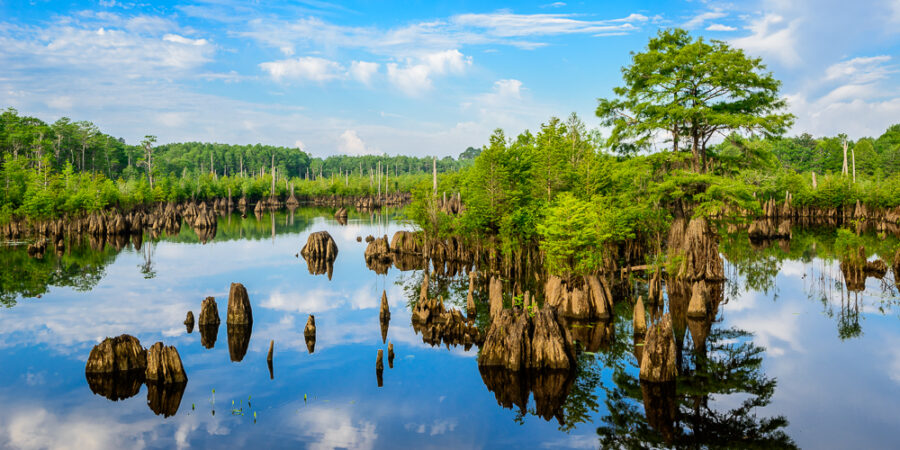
0,108,477,221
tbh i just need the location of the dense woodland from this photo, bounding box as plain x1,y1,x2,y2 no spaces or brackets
0,108,477,220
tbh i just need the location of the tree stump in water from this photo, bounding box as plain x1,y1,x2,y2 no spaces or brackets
633,296,647,335
639,314,677,382
489,276,503,319
145,342,187,384
301,231,338,260
227,282,252,325
198,297,220,326
85,334,147,374
478,307,574,371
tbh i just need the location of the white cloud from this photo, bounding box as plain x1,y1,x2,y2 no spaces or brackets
259,56,344,82
787,55,899,138
541,2,567,8
291,407,377,450
824,55,893,83
684,11,727,29
1,408,160,450
338,129,379,155
386,50,471,96
261,289,344,313
452,12,639,37
492,79,523,99
350,60,379,85
239,11,649,56
421,49,471,74
162,33,208,46
294,139,305,149
0,20,214,75
731,14,801,67
788,94,900,139
706,23,737,31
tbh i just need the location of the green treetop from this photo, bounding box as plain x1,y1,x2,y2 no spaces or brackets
597,28,794,172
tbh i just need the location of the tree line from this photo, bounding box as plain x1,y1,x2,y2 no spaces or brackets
0,108,478,220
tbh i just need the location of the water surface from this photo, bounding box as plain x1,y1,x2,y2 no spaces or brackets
1,209,899,449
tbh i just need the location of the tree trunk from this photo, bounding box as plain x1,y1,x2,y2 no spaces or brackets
842,140,848,177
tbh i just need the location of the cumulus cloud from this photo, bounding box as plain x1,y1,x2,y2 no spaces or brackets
386,49,471,95
338,129,379,155
349,60,379,84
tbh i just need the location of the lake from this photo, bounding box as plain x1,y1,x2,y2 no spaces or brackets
1,207,898,449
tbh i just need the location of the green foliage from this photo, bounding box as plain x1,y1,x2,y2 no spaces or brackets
0,107,473,220
597,28,794,170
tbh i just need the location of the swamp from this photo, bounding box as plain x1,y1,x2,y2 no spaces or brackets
2,7,900,448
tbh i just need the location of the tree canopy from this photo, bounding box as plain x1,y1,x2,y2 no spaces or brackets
597,28,794,172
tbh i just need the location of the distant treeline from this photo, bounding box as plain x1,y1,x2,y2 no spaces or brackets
0,107,481,221
0,107,476,181
769,127,900,177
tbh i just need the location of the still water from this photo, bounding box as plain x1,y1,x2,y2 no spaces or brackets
1,208,899,449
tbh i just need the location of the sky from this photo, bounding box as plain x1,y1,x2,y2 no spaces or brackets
1,0,899,157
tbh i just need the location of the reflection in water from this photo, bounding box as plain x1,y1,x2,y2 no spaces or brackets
227,323,253,362
6,208,900,448
85,371,144,402
304,315,316,354
146,381,187,418
376,349,384,388
199,323,219,349
598,327,796,448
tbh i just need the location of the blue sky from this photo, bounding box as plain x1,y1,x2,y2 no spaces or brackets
1,0,899,157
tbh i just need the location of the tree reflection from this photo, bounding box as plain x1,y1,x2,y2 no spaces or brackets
721,224,900,340
597,327,796,449
0,236,116,307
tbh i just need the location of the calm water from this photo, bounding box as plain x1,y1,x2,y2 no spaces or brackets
1,209,899,449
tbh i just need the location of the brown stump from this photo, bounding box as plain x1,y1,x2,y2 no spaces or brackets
145,342,187,384
639,314,677,382
633,296,647,335
198,297,220,326
227,282,252,325
85,334,147,374
489,276,503,319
